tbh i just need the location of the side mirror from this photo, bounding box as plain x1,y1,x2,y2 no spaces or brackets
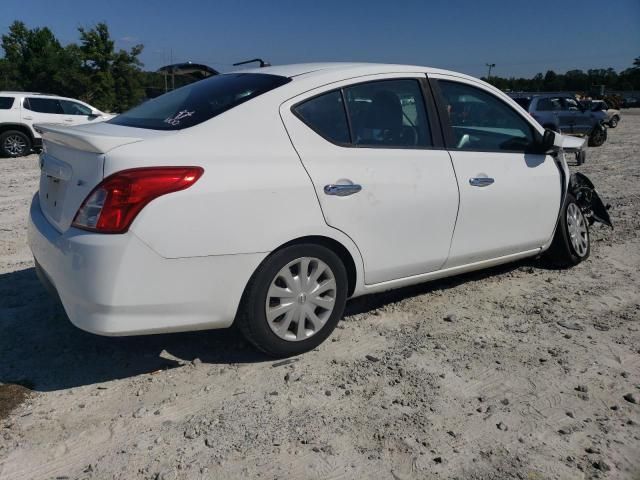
89,109,101,118
538,129,556,152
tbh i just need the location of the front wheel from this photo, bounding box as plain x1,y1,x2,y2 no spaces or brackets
608,116,619,128
236,244,348,357
543,193,590,268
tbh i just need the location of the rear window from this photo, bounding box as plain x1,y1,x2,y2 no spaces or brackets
109,73,291,130
0,97,14,109
512,97,531,110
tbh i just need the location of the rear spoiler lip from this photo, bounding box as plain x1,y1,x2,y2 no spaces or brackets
34,123,144,154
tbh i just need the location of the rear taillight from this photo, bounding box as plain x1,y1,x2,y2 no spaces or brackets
72,167,204,234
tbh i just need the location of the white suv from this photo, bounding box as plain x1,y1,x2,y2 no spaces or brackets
0,92,113,157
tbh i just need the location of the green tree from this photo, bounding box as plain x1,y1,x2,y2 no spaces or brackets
0,21,82,94
78,23,144,111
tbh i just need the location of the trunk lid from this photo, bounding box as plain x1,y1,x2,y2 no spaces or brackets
35,122,161,233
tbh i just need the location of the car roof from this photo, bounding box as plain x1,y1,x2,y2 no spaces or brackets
0,91,58,96
232,62,477,82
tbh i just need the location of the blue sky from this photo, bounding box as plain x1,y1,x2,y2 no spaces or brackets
1,0,638,78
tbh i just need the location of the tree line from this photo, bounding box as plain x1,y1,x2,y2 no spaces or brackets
1,20,639,113
483,60,640,94
0,21,148,112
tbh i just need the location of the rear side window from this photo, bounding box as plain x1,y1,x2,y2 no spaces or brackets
293,91,350,144
0,97,14,109
24,97,64,114
109,73,291,130
536,97,561,111
344,80,431,148
294,79,433,148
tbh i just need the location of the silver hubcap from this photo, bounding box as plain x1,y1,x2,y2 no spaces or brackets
265,257,337,341
3,135,27,156
567,203,589,257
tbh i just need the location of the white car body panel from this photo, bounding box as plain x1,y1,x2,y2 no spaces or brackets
280,73,459,284
27,63,572,336
428,73,561,267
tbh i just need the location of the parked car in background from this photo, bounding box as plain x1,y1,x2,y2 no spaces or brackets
510,93,607,147
0,92,113,158
28,63,611,357
590,99,621,128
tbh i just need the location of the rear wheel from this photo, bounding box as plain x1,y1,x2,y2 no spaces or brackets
609,116,619,128
543,193,590,268
588,126,607,147
236,244,348,357
0,130,31,158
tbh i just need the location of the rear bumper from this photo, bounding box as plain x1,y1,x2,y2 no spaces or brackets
27,194,267,336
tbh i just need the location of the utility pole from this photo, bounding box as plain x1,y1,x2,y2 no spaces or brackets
486,63,496,81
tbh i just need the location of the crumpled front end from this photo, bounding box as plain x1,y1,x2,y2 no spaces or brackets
569,172,612,228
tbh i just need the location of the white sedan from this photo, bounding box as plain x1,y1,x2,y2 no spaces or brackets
28,63,611,357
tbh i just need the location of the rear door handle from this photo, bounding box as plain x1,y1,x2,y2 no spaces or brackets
324,184,362,197
469,177,495,187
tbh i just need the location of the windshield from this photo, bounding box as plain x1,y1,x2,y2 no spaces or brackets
109,73,291,130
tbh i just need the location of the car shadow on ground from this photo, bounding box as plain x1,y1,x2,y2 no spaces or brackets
0,259,540,392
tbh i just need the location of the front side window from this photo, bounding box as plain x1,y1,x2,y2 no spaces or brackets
344,79,431,147
25,97,64,114
438,80,535,152
60,100,92,116
293,91,350,144
0,97,14,109
110,73,291,130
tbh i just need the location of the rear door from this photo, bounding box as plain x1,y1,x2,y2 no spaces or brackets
430,75,561,268
281,74,460,285
23,97,74,126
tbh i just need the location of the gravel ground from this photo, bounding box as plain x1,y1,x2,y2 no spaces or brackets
1,112,639,480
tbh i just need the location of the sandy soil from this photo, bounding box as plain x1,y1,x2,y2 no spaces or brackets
0,113,639,480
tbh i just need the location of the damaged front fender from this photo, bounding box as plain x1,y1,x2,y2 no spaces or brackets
569,172,613,228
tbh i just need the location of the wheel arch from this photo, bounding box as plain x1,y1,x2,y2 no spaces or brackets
0,123,35,140
273,235,359,297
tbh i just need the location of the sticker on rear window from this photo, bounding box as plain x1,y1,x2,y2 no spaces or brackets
164,110,195,126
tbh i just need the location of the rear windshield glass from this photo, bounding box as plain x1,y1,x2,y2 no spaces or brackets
512,97,531,110
109,73,291,130
0,97,15,109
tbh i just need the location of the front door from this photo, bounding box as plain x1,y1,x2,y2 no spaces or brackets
281,75,459,285
431,76,561,268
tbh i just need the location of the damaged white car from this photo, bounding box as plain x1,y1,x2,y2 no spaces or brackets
28,63,612,357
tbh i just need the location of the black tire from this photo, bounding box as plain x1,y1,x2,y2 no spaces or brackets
543,193,590,268
588,126,607,147
608,116,619,128
0,130,32,158
236,244,348,357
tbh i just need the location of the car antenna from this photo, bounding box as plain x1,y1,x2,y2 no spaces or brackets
232,58,271,68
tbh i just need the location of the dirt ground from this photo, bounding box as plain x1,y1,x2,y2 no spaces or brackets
1,112,639,480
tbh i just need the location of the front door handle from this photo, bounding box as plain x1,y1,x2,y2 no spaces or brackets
469,177,495,187
324,183,362,197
